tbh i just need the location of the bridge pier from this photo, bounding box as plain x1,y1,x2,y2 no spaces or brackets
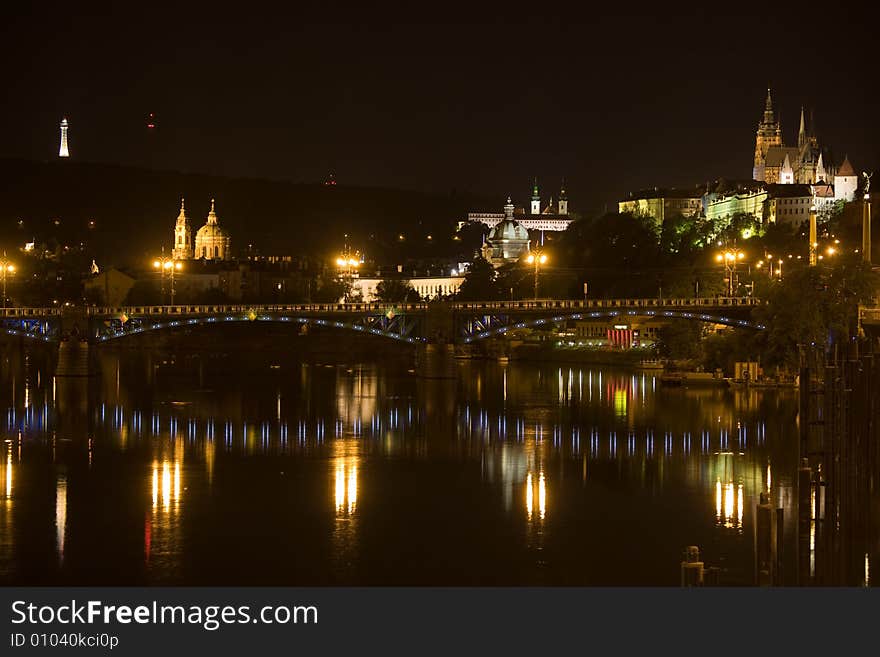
55,338,94,377
414,343,456,379
55,309,96,377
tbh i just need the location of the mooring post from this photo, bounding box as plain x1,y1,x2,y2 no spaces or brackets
797,458,812,585
680,545,704,587
755,492,773,586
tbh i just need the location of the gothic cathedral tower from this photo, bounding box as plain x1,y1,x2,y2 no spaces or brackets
753,89,781,182
172,198,193,260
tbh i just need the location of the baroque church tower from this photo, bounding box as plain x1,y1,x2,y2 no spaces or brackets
172,198,193,260
753,88,782,181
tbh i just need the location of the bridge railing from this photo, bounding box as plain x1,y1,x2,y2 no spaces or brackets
4,298,760,319
86,303,430,316
0,307,64,317
450,297,758,311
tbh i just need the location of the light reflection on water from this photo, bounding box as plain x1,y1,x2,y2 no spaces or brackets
0,351,819,585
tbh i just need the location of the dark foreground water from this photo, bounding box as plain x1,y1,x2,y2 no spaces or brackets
0,347,805,585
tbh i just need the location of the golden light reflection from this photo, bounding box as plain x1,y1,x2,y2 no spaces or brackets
613,389,627,418
152,467,158,508
334,460,358,515
5,444,11,499
152,458,182,512
715,479,743,530
525,471,546,522
526,472,533,521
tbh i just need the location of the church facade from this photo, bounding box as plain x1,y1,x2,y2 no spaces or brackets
171,198,232,261
752,89,827,185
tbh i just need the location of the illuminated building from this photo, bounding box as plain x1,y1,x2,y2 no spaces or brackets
705,185,769,223
172,198,193,260
752,90,836,186
479,197,531,267
618,187,703,225
58,118,69,158
194,199,232,260
468,180,573,231
350,274,464,302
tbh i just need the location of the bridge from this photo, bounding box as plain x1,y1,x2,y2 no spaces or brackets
0,297,763,346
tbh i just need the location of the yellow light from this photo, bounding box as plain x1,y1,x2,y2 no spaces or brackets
737,252,745,260
526,472,533,521
826,247,836,256
347,464,357,514
163,260,173,270
335,463,345,512
538,472,546,521
174,261,183,270
152,260,161,269
336,257,346,267
6,265,14,273
715,254,723,262
348,258,359,267
526,254,535,264
539,254,547,264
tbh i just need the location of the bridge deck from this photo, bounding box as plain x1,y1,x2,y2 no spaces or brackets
0,297,759,319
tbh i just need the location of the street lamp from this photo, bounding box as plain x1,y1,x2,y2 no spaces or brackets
0,252,15,308
525,250,548,300
335,237,361,302
153,251,183,304
715,248,745,296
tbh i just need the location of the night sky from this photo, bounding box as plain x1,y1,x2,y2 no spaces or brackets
2,7,879,215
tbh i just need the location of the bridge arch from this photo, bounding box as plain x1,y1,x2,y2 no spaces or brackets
94,314,426,345
461,309,764,343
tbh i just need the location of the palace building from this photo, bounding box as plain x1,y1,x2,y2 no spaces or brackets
468,179,573,231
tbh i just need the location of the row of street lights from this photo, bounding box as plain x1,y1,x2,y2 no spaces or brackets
153,251,183,305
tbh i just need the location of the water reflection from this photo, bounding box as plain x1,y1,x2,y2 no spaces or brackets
55,473,67,563
0,351,843,585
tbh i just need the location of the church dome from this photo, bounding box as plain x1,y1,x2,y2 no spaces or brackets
196,222,229,240
488,218,529,243
194,199,232,260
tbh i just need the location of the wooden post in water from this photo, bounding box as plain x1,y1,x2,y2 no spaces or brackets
797,458,812,585
680,546,704,587
755,492,774,585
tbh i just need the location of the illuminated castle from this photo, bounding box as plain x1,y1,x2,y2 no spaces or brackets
753,89,830,185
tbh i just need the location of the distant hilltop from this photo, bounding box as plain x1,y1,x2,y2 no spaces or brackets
0,158,494,267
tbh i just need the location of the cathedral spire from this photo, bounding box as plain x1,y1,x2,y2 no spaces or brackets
798,107,806,148
207,198,218,225
530,178,540,215
762,87,776,125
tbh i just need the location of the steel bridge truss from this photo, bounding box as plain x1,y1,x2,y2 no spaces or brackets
0,317,56,342
459,308,764,342
93,309,425,344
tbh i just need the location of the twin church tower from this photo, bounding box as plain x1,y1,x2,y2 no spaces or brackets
171,199,232,261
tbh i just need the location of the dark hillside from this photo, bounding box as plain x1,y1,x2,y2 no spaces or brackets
0,158,495,267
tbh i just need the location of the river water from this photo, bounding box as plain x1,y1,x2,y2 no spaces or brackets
0,347,802,585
